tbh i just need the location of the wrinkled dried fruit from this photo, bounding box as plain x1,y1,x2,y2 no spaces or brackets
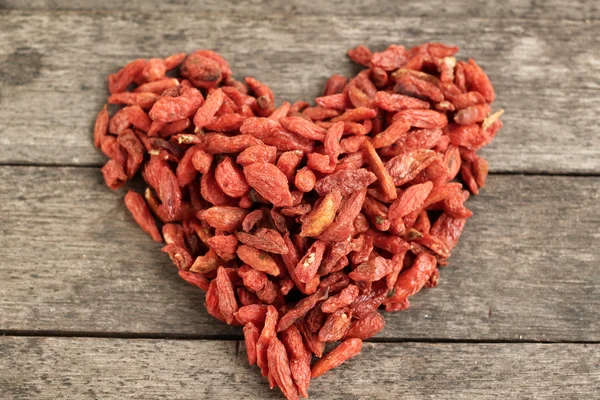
281,325,311,398
268,337,300,400
215,266,238,325
277,287,329,332
124,191,161,242
235,304,268,326
256,305,278,377
314,169,377,196
244,162,294,207
243,322,260,365
237,245,281,276
321,284,359,313
215,156,250,198
385,253,437,310
311,338,363,378
202,206,248,231
236,228,288,255
344,311,385,340
318,307,353,342
295,240,327,284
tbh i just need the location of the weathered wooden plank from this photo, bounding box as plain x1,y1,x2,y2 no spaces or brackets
0,11,599,172
1,0,598,20
1,337,598,399
1,167,598,340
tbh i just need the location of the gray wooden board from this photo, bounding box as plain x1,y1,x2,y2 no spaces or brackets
1,11,599,173
1,166,598,341
0,337,598,399
1,0,599,20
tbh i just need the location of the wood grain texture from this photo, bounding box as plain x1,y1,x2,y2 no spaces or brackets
1,167,598,341
1,337,599,399
0,11,599,172
1,0,598,20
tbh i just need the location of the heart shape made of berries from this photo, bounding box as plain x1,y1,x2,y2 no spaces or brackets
93,42,503,400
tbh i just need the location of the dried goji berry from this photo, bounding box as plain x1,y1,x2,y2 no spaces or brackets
200,167,231,206
371,119,411,149
236,245,281,276
318,189,367,242
371,44,409,71
178,270,210,291
256,305,278,377
277,287,329,332
321,284,359,313
318,307,353,342
349,256,393,282
311,338,362,378
276,151,304,182
331,106,377,122
280,325,311,398
215,156,250,198
108,92,158,109
134,78,180,94
215,266,238,325
193,88,225,130
245,76,275,117
204,279,227,323
380,128,443,157
394,73,444,102
201,206,248,231
344,311,385,340
385,149,436,186
180,50,224,89
244,162,294,207
207,234,238,261
243,322,260,365
294,167,316,193
280,116,326,141
464,58,495,103
315,93,347,111
235,304,268,326
295,240,327,284
363,140,397,201
314,169,376,196
242,209,264,232
385,253,437,310
455,104,491,125
117,130,145,178
237,144,278,166
347,45,373,66
236,228,288,254
362,196,391,232
267,337,300,400
190,248,221,274
124,191,162,242
299,191,343,237
149,86,204,123
108,58,146,94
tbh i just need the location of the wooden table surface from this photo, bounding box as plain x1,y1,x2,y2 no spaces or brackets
1,1,599,398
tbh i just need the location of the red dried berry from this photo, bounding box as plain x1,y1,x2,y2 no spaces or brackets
311,338,363,378
244,162,294,207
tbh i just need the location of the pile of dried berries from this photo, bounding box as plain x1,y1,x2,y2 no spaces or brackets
93,43,502,400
